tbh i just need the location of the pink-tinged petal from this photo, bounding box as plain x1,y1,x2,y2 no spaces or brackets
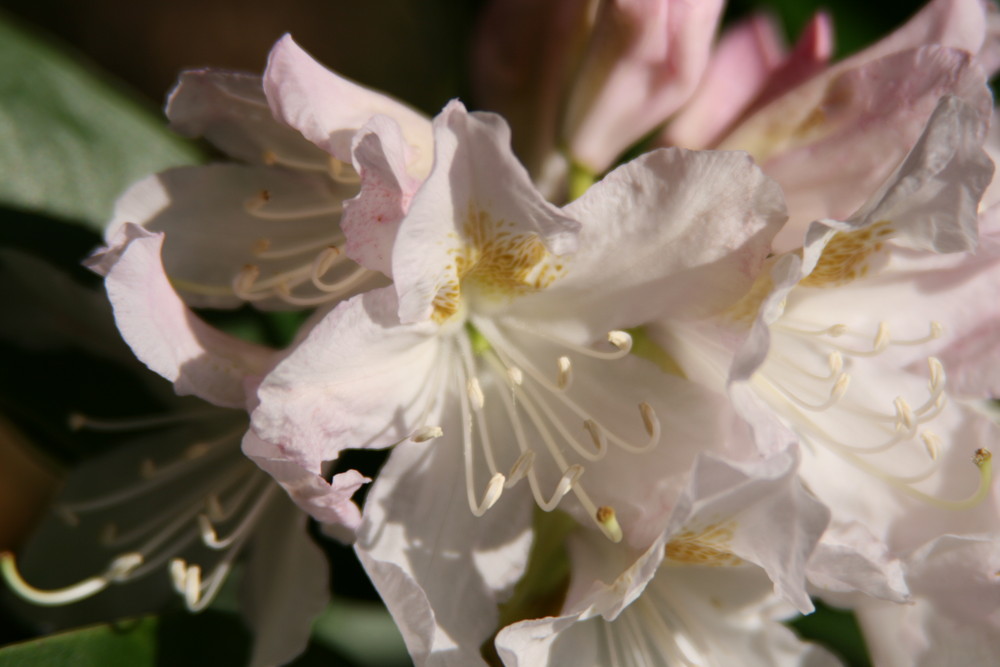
356,408,533,666
511,148,786,341
242,431,368,537
392,101,579,324
851,0,989,65
241,493,330,667
807,521,910,604
750,12,835,113
662,447,829,613
564,0,725,171
263,35,432,170
471,0,594,177
721,46,990,251
857,534,1000,667
251,286,441,470
108,164,369,310
666,13,787,149
86,224,274,408
847,94,993,254
931,215,1000,397
340,115,423,278
166,69,329,168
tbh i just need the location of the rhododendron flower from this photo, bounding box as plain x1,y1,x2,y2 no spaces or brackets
249,100,788,662
0,253,334,667
109,35,431,310
656,96,999,607
668,0,998,251
495,448,833,666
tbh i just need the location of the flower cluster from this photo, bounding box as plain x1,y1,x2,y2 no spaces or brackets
6,0,1000,665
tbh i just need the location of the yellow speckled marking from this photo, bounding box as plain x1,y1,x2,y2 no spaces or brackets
665,523,743,567
801,221,894,288
432,206,564,322
724,270,776,325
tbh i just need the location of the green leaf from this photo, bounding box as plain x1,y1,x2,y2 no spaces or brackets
311,597,410,667
0,618,157,667
0,12,202,231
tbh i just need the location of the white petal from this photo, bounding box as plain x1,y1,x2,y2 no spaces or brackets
87,224,274,408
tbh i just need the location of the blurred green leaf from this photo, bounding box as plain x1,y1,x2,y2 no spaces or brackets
312,597,410,667
0,12,202,230
789,600,872,667
0,618,156,667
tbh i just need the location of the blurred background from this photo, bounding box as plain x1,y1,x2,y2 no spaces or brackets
0,1,932,665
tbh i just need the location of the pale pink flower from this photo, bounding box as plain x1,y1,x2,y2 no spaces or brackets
495,448,833,666
654,96,999,606
109,35,431,310
250,101,788,663
670,0,998,252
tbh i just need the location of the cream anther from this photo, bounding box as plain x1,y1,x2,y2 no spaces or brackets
596,506,623,543
894,397,915,432
828,352,844,376
169,557,187,594
467,377,485,410
921,432,941,460
872,323,890,352
506,366,523,386
232,264,261,298
470,472,506,517
411,425,444,443
639,402,659,441
608,330,633,354
583,419,608,455
557,356,573,390
108,552,144,581
505,451,535,486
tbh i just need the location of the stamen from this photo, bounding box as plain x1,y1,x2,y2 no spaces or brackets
607,330,633,356
595,506,623,543
583,420,607,456
68,410,220,432
505,451,535,487
507,366,523,386
198,486,277,550
253,233,346,260
921,432,940,461
244,191,344,220
556,356,572,390
232,265,264,301
310,264,371,295
261,150,331,173
1,551,142,606
329,157,361,184
469,473,506,517
467,377,485,411
411,425,444,443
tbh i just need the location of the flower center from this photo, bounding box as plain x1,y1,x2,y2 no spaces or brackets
416,316,662,543
431,206,565,323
